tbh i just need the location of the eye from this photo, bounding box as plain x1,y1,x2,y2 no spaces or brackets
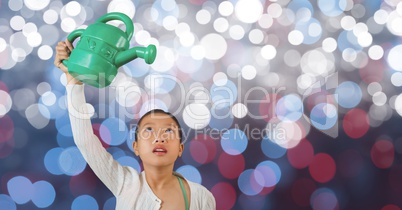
165,128,173,133
145,127,153,132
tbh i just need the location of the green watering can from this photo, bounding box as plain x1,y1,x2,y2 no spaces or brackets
62,12,156,88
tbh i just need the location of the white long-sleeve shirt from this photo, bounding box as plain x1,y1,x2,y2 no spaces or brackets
66,84,216,210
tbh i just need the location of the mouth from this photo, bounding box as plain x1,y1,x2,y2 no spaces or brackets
153,147,167,155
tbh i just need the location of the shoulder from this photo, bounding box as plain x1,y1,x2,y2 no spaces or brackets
187,180,216,207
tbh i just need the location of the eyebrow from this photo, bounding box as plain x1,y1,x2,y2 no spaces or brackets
141,123,177,127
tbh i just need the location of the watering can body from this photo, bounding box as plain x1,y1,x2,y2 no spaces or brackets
63,12,156,88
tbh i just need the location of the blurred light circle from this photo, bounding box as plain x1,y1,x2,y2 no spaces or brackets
139,98,168,116
103,197,116,210
256,160,281,187
0,194,16,210
387,44,402,71
372,92,387,106
176,165,202,184
300,49,334,76
318,0,347,17
229,25,245,40
288,30,304,45
11,88,35,111
357,32,373,47
232,103,248,118
150,46,175,72
367,82,382,95
61,17,77,32
8,0,23,11
241,65,257,80
297,73,314,89
287,139,314,169
310,103,338,130
238,169,264,196
213,72,228,86
7,176,33,204
284,49,301,67
213,17,229,33
322,37,337,52
341,15,356,30
190,45,206,60
135,30,151,46
41,91,56,106
261,136,287,159
342,48,357,62
211,182,236,210
72,195,99,210
382,205,401,210
0,90,12,117
0,38,6,52
44,147,64,175
267,3,283,18
10,16,25,31
221,128,248,155
310,188,338,210
65,1,81,16
391,72,402,86
107,0,136,18
12,48,27,62
396,94,402,116
335,81,362,108
249,29,264,44
37,45,53,60
386,11,402,36
115,81,141,107
183,103,210,129
258,13,273,28
276,94,303,122
117,156,141,173
25,103,50,129
209,106,233,130
218,153,245,179
43,9,59,24
162,15,178,31
100,118,128,146
296,18,322,44
261,45,277,60
371,139,395,169
343,108,370,139
267,118,304,149
31,181,56,208
196,9,211,25
59,146,87,176
210,80,237,109
309,153,336,183
218,1,234,16
200,33,227,60
189,134,217,164
24,0,50,10
235,0,263,23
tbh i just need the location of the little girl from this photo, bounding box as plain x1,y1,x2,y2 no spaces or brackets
55,40,216,210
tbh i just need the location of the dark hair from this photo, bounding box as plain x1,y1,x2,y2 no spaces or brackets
134,109,183,143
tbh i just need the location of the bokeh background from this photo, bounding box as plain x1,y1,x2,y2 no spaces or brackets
1,0,402,209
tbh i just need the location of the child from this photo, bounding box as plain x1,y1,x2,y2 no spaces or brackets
55,39,216,210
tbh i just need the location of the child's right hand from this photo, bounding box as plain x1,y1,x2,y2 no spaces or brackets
54,39,82,85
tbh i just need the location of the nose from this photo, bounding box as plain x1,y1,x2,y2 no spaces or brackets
152,139,166,144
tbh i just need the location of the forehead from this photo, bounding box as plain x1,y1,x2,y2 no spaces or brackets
139,112,178,127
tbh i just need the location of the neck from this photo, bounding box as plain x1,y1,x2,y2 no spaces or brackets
143,164,175,190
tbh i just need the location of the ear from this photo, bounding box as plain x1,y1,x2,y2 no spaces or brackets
133,141,139,156
178,143,184,157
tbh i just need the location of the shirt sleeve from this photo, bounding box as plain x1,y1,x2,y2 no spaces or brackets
202,189,216,210
66,84,138,196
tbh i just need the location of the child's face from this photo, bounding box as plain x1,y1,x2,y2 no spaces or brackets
133,112,183,167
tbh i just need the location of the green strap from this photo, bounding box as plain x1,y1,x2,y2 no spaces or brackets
177,176,189,210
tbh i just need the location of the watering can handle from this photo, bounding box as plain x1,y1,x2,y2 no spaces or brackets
96,12,134,41
62,29,84,66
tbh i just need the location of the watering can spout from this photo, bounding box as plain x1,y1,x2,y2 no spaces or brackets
116,44,157,67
